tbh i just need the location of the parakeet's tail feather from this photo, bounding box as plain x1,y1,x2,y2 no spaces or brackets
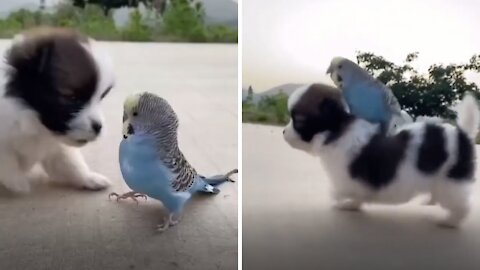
196,169,238,194
200,168,238,185
456,93,480,139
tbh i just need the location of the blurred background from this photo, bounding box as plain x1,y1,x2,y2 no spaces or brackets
0,0,237,43
242,0,480,127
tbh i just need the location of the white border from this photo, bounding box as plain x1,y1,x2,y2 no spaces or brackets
237,0,243,269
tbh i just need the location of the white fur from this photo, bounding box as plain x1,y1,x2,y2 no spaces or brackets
0,38,114,194
284,92,479,228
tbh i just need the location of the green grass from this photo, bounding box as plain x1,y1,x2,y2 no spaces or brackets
0,3,237,43
242,92,289,126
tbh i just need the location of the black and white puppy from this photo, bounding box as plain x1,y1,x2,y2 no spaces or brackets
0,27,114,194
283,83,479,228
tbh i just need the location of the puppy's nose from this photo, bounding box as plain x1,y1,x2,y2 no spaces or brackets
91,121,102,135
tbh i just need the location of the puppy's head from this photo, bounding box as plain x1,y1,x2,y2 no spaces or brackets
283,83,351,153
5,27,115,146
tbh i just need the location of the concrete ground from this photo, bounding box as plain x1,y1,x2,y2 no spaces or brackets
243,123,480,270
0,41,238,270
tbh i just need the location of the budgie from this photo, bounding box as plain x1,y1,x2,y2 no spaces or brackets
326,56,403,133
109,92,237,231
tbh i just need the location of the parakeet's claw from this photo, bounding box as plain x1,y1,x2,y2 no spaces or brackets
108,192,120,200
156,218,170,232
225,169,238,182
156,213,181,232
108,191,147,204
134,194,148,200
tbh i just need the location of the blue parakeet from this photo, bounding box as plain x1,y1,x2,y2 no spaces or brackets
109,92,237,231
326,56,404,133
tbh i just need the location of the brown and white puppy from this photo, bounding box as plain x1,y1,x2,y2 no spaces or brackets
0,27,114,193
283,83,479,228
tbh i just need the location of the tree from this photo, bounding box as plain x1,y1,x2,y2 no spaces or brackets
356,52,480,119
71,0,167,15
162,0,206,42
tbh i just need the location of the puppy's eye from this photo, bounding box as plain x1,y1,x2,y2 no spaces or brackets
293,114,307,129
64,95,78,103
101,85,113,99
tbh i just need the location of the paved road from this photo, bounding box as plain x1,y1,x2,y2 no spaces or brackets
243,123,480,270
0,41,238,270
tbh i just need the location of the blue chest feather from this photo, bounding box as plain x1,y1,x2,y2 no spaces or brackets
119,134,191,213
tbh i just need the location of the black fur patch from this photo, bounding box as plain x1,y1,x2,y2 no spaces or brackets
349,130,411,189
447,129,475,181
290,84,354,146
417,124,448,174
4,31,98,134
292,98,353,145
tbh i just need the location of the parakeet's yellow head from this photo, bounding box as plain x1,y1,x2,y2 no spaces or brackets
121,91,179,139
122,93,142,138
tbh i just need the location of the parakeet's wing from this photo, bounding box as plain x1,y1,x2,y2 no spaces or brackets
368,79,402,115
163,151,198,192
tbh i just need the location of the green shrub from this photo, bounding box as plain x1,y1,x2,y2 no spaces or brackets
121,9,151,41
242,92,290,126
0,2,237,43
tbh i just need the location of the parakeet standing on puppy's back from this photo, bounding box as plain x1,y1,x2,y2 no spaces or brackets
326,56,403,133
109,92,237,232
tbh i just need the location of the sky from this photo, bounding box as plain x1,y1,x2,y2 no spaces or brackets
243,0,480,91
0,0,61,10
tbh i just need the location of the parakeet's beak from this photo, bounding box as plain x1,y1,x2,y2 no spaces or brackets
326,65,333,74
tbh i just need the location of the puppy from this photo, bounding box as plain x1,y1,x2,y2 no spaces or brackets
0,27,114,194
283,83,479,228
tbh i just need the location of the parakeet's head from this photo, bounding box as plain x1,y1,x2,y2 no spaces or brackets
122,92,178,139
326,56,370,88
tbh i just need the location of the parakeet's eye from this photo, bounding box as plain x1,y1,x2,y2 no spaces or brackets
133,111,138,117
337,75,343,82
338,64,342,69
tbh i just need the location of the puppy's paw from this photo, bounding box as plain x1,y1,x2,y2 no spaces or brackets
2,177,31,194
334,199,362,211
81,172,111,190
437,218,461,229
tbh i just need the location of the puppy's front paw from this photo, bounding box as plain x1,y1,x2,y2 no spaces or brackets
334,199,362,211
81,172,111,190
437,218,461,229
2,177,31,194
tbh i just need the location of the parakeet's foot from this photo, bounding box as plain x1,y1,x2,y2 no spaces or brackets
156,213,181,232
224,169,238,182
108,191,147,204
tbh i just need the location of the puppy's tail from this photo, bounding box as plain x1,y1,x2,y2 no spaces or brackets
456,92,480,139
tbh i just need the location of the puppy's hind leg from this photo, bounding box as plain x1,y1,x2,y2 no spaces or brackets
435,180,472,228
42,145,111,190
